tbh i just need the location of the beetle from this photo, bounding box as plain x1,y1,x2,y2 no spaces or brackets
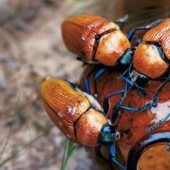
132,18,170,80
62,14,131,66
40,77,125,169
40,77,127,168
41,77,135,169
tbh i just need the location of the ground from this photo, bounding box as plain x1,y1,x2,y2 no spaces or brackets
0,0,102,170
0,1,169,170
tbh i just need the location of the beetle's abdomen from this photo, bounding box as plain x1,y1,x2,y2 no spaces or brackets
62,14,130,66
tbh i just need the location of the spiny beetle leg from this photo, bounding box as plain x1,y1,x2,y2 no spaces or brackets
109,145,126,170
83,66,106,100
127,64,150,97
94,146,108,161
96,125,121,167
127,18,165,41
117,59,148,98
111,82,129,124
103,89,125,114
114,14,128,29
121,75,148,97
83,67,96,94
119,77,170,112
102,81,129,122
135,85,148,97
146,112,170,133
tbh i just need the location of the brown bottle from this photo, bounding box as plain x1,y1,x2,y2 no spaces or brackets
80,65,170,170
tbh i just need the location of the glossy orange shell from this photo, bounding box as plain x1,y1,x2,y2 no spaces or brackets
75,109,107,147
80,65,170,168
40,78,107,146
133,18,170,78
96,30,131,66
143,18,170,60
133,43,168,78
62,14,131,66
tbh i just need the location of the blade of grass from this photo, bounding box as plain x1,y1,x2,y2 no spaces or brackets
60,139,75,170
0,93,20,162
0,125,53,167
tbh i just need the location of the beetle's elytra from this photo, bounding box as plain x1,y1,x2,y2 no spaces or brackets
62,14,131,66
40,77,120,147
133,18,170,79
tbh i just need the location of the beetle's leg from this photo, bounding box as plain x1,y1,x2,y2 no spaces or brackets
111,82,129,124
127,19,164,41
121,75,148,97
135,85,148,97
103,89,125,114
119,77,170,112
117,50,149,98
83,67,97,94
118,58,149,97
98,126,124,168
97,125,121,165
127,62,150,97
146,112,170,133
114,14,128,29
95,146,109,161
83,66,106,100
110,74,151,123
109,145,126,170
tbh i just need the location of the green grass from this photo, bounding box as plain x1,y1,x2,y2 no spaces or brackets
60,139,75,170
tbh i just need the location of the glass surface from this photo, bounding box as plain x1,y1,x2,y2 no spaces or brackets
138,143,170,170
80,65,170,170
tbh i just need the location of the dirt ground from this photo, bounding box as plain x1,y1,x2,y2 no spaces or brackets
0,0,103,170
0,1,170,170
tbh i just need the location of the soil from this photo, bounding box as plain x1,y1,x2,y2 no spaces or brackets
0,0,101,170
1,1,169,170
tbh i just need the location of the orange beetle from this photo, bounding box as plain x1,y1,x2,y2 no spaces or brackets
40,77,120,147
133,18,170,79
62,14,131,66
